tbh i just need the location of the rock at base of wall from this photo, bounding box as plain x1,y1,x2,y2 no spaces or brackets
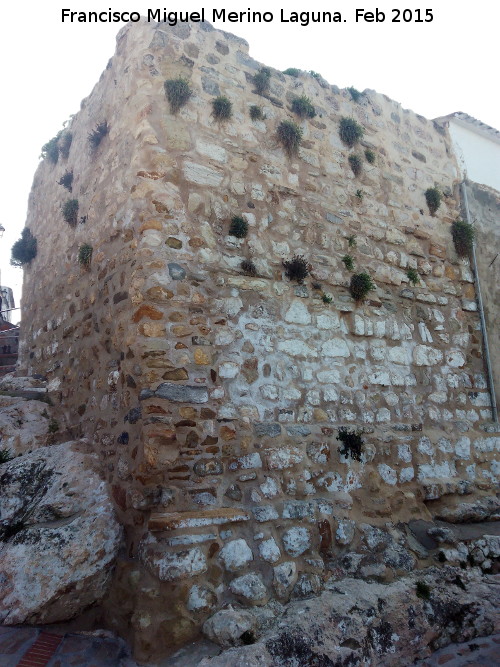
200,566,498,665
0,442,122,624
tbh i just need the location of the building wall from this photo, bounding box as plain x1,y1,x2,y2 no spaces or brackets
449,121,500,192
18,20,499,661
464,182,500,415
0,286,15,323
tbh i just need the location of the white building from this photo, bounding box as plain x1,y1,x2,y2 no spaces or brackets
435,112,500,192
0,286,15,323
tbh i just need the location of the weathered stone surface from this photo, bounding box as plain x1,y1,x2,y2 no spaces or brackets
168,263,186,280
203,608,257,647
0,396,54,455
434,497,500,523
149,509,250,531
258,538,281,563
13,17,500,665
0,443,122,624
219,539,253,571
282,527,311,557
229,573,268,604
139,535,207,581
151,382,208,403
199,568,498,665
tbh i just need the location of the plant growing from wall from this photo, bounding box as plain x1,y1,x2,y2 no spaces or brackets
0,448,13,464
62,199,79,226
241,259,257,276
282,67,300,77
350,272,375,301
283,255,311,283
406,267,420,285
78,243,93,268
451,219,474,257
348,86,362,102
342,254,355,271
229,216,248,238
416,581,431,600
339,117,364,147
164,77,192,114
347,234,357,248
348,154,362,177
58,170,73,192
365,148,376,164
321,292,333,304
337,427,364,462
88,121,109,150
355,189,364,201
277,120,303,156
424,186,441,215
59,132,73,159
48,418,59,434
291,95,316,119
212,96,232,120
40,135,60,164
253,67,271,95
10,229,37,267
309,70,321,79
249,105,265,121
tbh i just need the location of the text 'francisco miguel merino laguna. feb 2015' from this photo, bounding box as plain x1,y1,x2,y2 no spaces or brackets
61,8,435,26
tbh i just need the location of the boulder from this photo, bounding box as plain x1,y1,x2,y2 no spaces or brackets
0,395,53,455
199,567,498,665
435,497,500,523
203,608,257,647
0,442,122,624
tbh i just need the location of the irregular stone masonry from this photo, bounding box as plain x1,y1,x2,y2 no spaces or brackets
18,19,499,661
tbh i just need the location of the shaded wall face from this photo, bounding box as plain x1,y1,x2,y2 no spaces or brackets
18,20,500,660
465,182,500,414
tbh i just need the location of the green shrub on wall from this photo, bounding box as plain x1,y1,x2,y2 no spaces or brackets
241,259,257,276
249,105,265,121
350,272,375,301
291,95,316,119
229,216,248,238
348,154,362,176
58,170,73,192
78,243,93,268
452,219,474,257
0,448,13,464
339,117,364,147
164,78,192,114
277,120,303,156
59,132,73,159
406,268,420,285
62,199,79,226
40,136,60,164
425,186,441,215
282,67,300,77
348,87,362,102
88,121,108,150
253,67,271,95
365,148,376,164
212,96,232,120
337,427,364,461
342,254,355,271
10,229,37,267
283,255,311,283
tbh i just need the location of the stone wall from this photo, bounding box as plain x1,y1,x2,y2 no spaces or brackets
18,19,499,661
464,181,500,415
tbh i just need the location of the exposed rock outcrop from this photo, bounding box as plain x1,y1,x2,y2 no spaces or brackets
200,567,499,665
0,442,122,624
